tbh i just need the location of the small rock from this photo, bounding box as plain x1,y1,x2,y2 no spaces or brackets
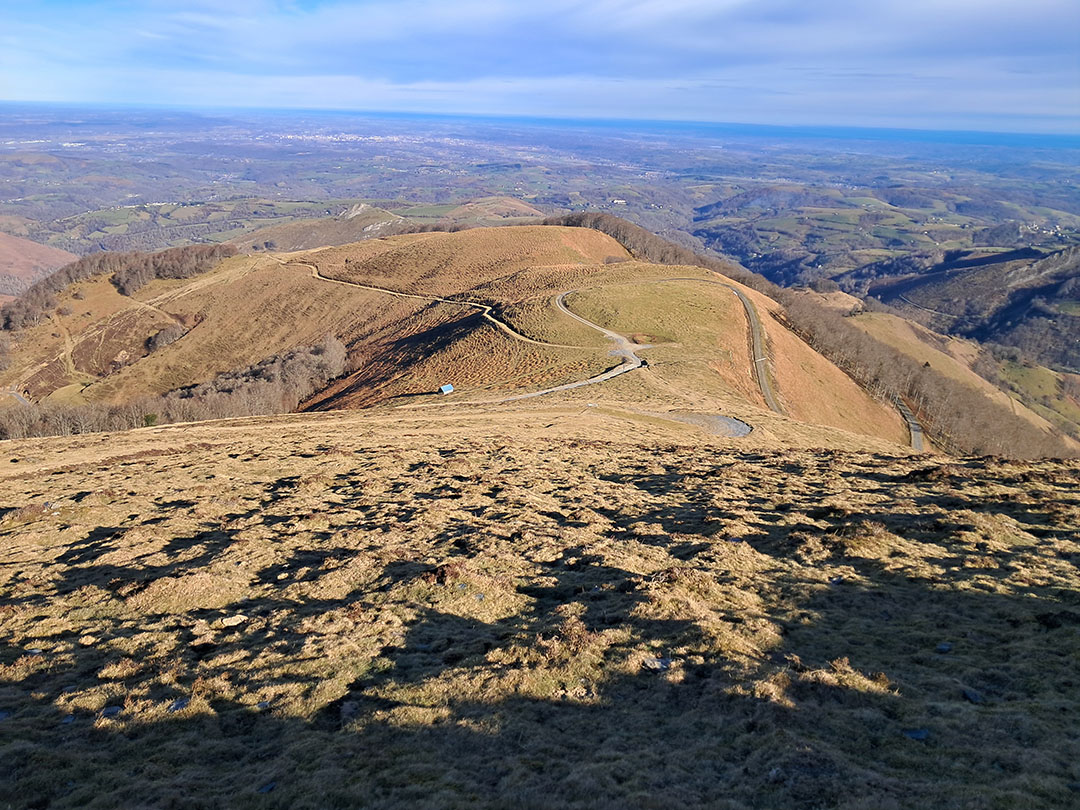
962,688,984,704
167,698,189,713
26,648,43,655
257,700,271,710
936,642,953,653
61,714,75,725
767,766,784,783
902,728,930,741
642,657,671,672
828,575,844,585
474,593,485,602
727,536,743,543
220,614,247,629
456,583,467,591
256,781,277,794
100,706,122,718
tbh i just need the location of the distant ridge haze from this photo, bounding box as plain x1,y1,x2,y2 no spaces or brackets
2,0,1077,134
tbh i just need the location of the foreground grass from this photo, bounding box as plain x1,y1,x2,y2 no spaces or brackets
0,412,1078,809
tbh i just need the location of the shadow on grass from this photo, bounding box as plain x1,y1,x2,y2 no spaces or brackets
2,453,1079,809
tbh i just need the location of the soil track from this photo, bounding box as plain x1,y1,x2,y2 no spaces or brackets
2,385,30,406
895,397,926,452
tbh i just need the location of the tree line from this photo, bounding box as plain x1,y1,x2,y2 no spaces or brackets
541,213,1076,459
0,335,346,441
0,243,236,331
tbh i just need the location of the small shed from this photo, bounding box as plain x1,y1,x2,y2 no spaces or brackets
439,384,455,395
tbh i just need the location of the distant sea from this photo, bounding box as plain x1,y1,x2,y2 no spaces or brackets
2,101,1078,151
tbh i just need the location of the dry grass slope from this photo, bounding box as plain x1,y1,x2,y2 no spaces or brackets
0,232,76,287
848,311,1080,451
231,205,403,252
3,226,917,450
0,407,1077,809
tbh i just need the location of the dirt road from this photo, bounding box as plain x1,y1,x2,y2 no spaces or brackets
895,397,926,452
291,260,585,350
3,386,30,406
646,277,782,414
298,260,779,413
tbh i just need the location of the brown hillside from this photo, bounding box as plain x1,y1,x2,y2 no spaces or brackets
3,226,913,449
231,204,403,252
0,232,76,292
308,225,628,296
848,311,1080,452
442,195,545,222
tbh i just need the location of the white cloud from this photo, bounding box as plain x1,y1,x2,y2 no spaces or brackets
1,0,1077,132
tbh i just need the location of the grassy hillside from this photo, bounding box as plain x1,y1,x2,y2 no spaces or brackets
0,406,1077,809
843,310,1078,445
868,247,1080,372
394,196,545,226
564,282,908,445
0,232,75,298
0,225,912,449
230,203,403,252
995,362,1080,439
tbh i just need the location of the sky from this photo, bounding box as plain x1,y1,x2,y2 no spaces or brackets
1,0,1078,133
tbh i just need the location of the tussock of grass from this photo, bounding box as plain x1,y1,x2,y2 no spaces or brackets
0,415,1078,809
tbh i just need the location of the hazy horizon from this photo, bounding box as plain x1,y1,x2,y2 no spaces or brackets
4,100,1079,149
2,1,1078,135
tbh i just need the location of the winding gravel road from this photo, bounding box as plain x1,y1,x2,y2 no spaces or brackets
289,261,583,350
296,260,781,412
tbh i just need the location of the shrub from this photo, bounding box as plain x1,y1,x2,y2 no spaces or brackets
146,324,188,353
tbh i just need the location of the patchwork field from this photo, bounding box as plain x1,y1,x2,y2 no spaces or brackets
0,405,1077,809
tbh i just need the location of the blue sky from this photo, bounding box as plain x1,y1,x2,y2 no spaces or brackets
2,0,1078,133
